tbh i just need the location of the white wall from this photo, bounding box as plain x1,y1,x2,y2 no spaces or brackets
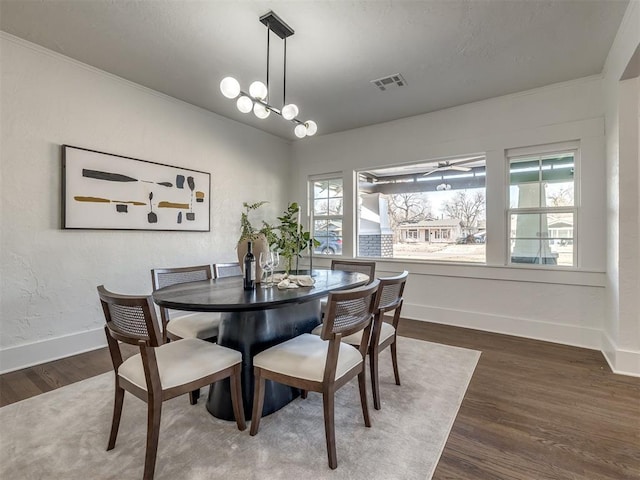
602,1,640,375
0,35,291,372
292,76,612,364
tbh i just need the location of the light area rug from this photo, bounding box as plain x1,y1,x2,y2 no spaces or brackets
0,337,479,480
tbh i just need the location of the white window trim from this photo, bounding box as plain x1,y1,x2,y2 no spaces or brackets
506,142,580,268
308,174,344,257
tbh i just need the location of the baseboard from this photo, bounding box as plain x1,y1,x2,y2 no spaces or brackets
0,328,106,374
601,332,640,377
402,303,603,351
3,310,638,377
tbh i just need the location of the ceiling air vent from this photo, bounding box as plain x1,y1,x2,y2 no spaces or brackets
370,73,407,91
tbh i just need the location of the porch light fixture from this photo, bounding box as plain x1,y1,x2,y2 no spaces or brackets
220,11,317,138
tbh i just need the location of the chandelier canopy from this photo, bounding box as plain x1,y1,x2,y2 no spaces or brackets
220,11,317,139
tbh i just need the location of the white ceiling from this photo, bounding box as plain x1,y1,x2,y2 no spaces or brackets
0,0,628,141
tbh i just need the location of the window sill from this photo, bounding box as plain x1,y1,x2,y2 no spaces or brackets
308,256,605,287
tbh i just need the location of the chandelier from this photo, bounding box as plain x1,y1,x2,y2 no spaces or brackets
220,11,317,139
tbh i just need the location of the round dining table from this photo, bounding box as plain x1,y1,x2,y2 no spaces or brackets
152,269,369,420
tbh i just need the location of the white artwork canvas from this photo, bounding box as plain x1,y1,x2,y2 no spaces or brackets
62,145,210,231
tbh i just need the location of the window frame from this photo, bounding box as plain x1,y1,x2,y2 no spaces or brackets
506,142,579,269
308,174,344,257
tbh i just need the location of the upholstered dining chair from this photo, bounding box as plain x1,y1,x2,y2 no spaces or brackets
340,270,408,410
151,265,218,344
97,285,246,480
250,280,380,470
330,259,377,283
320,259,377,315
151,264,223,405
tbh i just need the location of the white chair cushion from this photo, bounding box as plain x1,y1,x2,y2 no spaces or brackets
311,322,396,347
319,296,328,312
118,338,241,391
166,311,221,339
253,333,362,382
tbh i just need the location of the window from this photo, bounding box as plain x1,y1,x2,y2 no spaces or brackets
508,143,577,267
309,177,343,255
357,155,486,262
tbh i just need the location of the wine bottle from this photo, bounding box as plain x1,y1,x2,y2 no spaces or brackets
243,241,256,290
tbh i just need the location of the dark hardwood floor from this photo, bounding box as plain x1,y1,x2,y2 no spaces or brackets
1,320,638,479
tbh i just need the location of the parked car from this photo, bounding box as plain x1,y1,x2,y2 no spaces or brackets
456,232,486,244
314,232,343,255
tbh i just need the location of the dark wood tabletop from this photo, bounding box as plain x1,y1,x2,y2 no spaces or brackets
151,269,369,312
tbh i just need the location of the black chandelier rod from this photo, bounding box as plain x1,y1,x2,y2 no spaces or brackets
238,90,304,125
266,20,270,102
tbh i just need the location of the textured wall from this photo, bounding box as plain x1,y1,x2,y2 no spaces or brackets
0,36,291,362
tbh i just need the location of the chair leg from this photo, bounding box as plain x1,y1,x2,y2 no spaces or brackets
370,349,382,410
322,391,338,469
357,370,372,427
301,389,308,399
250,368,266,436
230,365,246,431
107,385,125,450
189,389,200,405
143,398,162,480
391,340,401,386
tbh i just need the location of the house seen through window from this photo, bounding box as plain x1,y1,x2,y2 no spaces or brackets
357,155,487,263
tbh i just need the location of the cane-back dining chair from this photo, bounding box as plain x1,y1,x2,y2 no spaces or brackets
97,285,245,480
330,260,377,283
319,260,376,316
341,271,408,410
250,280,380,469
152,263,242,405
213,262,243,278
151,265,218,344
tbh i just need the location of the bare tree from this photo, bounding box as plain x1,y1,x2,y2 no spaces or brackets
546,186,573,206
387,193,432,228
441,191,485,235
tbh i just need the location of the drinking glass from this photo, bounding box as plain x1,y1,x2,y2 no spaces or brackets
259,251,273,288
270,251,280,287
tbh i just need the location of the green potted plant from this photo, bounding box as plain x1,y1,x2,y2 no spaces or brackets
273,202,319,274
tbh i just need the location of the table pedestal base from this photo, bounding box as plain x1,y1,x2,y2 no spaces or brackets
206,299,321,421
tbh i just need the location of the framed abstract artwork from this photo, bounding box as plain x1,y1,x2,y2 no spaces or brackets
62,145,210,231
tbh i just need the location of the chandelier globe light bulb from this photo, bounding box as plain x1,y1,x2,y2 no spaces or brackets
281,104,299,121
249,81,268,100
294,124,307,138
304,120,317,136
220,77,241,99
219,13,317,139
253,102,271,119
236,95,253,113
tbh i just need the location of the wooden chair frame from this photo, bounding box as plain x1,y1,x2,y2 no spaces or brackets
151,265,215,406
330,259,377,285
367,271,408,410
213,262,242,279
150,264,213,344
250,280,380,469
98,286,245,480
